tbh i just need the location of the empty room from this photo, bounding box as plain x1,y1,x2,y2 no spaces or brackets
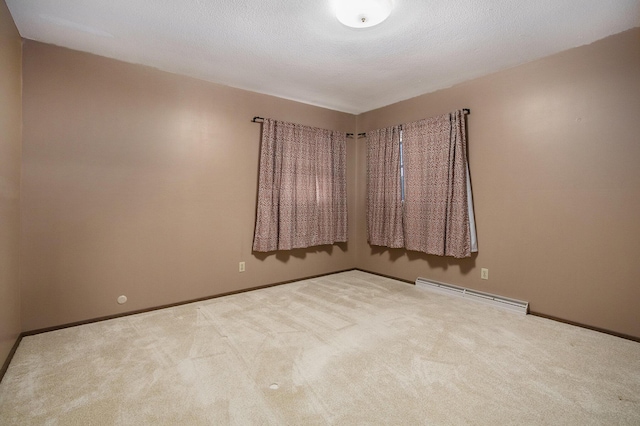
1,0,639,424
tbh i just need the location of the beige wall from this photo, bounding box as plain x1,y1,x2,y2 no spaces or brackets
18,28,640,339
0,0,22,366
356,28,640,338
20,41,357,331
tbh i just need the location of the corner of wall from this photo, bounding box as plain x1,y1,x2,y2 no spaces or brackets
0,0,24,378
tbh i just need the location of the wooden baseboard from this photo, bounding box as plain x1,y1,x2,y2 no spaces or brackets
354,269,640,343
1,269,356,382
529,311,639,343
22,268,357,337
5,268,636,383
4,271,354,382
0,334,23,384
352,268,415,284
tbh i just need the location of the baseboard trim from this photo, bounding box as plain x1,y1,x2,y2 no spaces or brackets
352,268,414,284
5,268,637,383
3,269,355,382
355,269,640,343
0,334,23,384
529,311,640,343
22,268,356,337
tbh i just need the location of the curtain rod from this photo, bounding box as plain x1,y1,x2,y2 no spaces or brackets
251,116,364,138
346,132,367,139
251,109,469,138
348,109,471,139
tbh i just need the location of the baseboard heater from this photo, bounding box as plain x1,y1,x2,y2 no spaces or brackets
415,277,529,315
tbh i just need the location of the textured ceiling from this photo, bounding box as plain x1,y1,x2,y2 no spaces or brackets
6,0,640,114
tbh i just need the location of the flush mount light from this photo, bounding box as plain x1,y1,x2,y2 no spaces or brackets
335,0,393,28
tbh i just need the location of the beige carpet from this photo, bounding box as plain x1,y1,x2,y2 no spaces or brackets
1,270,639,425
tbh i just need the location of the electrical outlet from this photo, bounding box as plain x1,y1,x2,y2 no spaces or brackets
481,268,489,280
239,261,245,272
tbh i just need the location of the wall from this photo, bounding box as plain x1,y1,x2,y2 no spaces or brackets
355,28,640,338
20,41,357,331
16,26,640,339
0,0,22,369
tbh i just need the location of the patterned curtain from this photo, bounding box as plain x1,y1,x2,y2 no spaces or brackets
402,110,472,258
366,126,404,248
253,119,347,252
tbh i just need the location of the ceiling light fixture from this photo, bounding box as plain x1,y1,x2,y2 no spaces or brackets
335,0,393,29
